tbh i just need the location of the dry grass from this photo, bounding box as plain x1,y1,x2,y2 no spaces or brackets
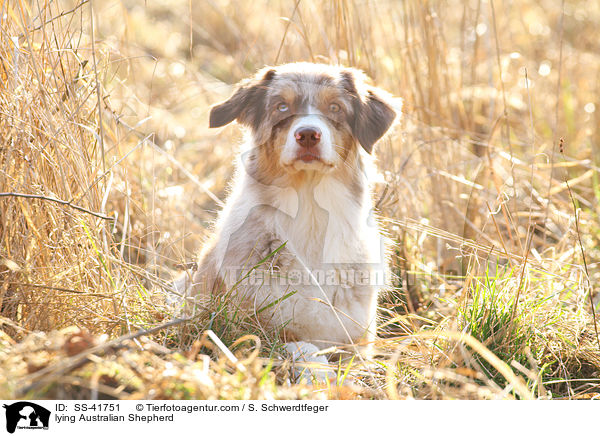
0,0,599,399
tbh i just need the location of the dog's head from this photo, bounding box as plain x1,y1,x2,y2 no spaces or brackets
209,63,400,174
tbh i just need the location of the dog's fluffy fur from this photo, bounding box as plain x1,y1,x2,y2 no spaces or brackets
186,63,400,353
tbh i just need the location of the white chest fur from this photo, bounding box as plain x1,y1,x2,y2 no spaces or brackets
205,167,385,348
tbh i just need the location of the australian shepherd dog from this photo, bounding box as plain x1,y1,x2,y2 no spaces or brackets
181,62,400,359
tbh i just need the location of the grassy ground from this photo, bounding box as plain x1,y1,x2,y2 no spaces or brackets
1,0,600,399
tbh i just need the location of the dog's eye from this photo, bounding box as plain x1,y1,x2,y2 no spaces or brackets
329,103,341,113
277,103,289,112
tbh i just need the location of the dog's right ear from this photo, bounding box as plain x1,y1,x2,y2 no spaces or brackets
209,68,276,130
341,68,400,154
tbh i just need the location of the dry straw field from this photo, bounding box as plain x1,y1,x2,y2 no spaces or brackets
1,0,599,400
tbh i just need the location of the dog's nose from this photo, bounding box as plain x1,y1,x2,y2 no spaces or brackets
294,127,321,148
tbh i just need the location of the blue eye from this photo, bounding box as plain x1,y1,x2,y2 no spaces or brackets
277,103,289,112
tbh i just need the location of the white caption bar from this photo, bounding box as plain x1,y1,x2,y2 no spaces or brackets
0,400,593,435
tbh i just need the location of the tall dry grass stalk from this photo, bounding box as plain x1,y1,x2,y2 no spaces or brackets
0,1,166,337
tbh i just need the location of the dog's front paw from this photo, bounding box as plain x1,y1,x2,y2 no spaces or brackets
284,341,334,385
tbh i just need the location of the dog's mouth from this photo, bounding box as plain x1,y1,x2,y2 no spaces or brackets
297,152,321,163
282,153,335,172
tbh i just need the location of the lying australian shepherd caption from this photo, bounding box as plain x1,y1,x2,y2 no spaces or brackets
176,62,400,364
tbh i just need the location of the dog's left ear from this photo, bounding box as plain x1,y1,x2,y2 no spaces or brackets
342,70,400,154
209,68,276,130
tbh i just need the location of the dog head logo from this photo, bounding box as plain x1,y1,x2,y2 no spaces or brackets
3,402,50,433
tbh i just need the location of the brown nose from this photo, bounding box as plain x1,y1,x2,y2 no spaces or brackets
294,127,321,148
